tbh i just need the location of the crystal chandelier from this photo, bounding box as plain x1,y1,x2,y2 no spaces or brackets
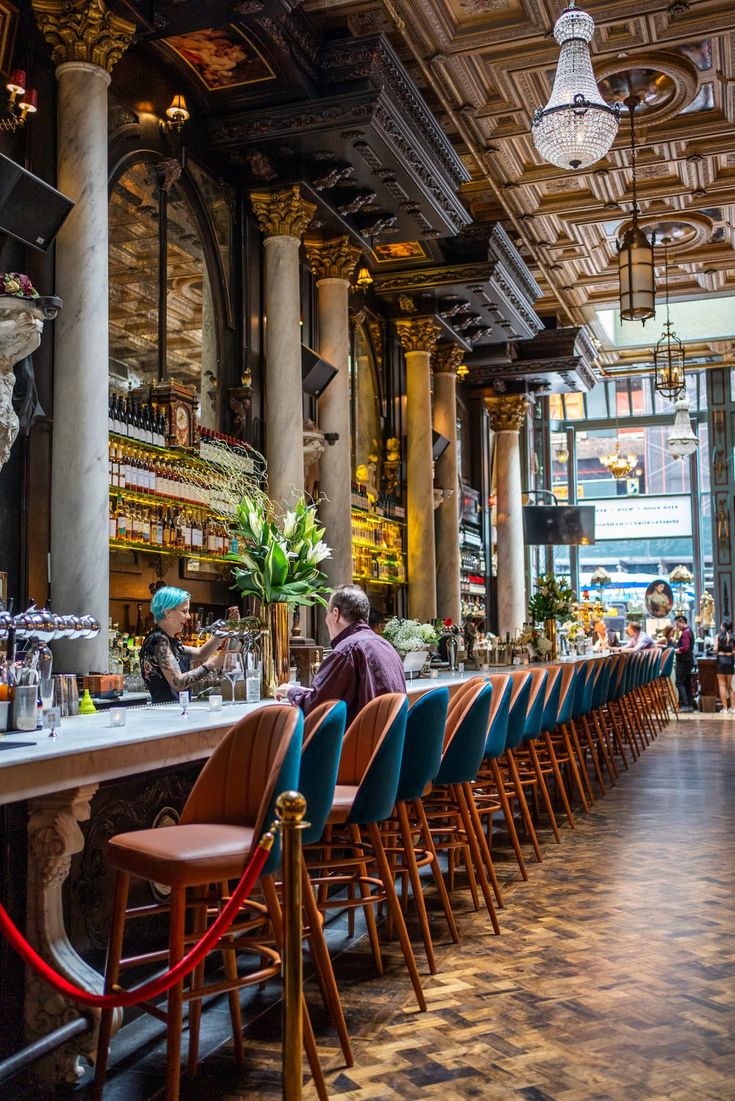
600,446,637,480
618,97,655,322
531,2,619,171
667,397,697,458
555,442,570,464
653,237,685,400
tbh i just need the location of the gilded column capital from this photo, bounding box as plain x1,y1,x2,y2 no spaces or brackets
395,317,439,355
250,185,317,240
432,344,464,376
32,0,135,71
305,236,361,282
484,394,530,432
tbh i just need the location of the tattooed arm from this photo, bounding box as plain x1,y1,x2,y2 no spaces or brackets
152,635,223,696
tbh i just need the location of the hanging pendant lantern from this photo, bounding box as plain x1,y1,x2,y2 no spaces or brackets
531,2,619,171
667,397,697,459
653,237,686,400
618,97,655,322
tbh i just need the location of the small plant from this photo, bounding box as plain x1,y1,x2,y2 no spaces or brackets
229,496,332,607
383,617,438,657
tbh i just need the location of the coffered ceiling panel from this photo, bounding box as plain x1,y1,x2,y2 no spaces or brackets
302,0,735,334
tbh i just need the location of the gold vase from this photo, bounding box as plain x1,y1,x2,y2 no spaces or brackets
545,618,558,662
261,602,291,698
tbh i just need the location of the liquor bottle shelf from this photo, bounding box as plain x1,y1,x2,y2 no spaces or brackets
109,484,232,520
109,539,232,565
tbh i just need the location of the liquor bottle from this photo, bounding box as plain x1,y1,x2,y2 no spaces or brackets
116,495,128,541
109,498,117,539
191,512,203,551
205,516,217,554
108,441,116,488
228,528,239,556
162,508,173,547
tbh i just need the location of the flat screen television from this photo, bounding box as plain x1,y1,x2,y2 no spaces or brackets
523,505,595,546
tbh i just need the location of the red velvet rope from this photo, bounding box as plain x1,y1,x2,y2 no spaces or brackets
0,836,272,1009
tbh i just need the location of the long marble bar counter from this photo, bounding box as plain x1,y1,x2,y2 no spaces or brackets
0,673,478,807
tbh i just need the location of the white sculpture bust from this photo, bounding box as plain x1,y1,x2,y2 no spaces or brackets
0,276,60,469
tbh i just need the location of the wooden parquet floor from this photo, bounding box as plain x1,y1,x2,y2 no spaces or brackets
72,713,735,1101
190,714,735,1101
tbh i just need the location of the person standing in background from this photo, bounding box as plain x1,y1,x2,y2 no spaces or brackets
674,614,695,712
712,619,735,714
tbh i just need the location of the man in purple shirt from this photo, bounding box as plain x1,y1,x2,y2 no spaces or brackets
623,623,655,650
275,585,406,726
674,613,695,711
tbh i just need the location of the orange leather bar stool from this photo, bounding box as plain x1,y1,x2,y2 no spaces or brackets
93,706,323,1101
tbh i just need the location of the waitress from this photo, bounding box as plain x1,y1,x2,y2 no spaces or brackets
140,586,227,703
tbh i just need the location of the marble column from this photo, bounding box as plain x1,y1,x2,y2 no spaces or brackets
306,237,361,594
432,345,463,624
34,0,135,674
485,395,530,637
250,186,316,508
396,318,439,622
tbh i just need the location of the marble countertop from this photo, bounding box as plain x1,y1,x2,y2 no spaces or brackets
0,700,279,806
0,660,601,806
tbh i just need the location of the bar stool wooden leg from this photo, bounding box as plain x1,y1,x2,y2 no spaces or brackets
367,821,427,1011
454,785,501,934
347,822,384,974
413,798,459,942
94,872,130,1101
526,741,561,843
505,750,543,862
301,859,354,1066
490,758,529,878
542,733,576,828
556,727,589,812
166,887,186,1101
186,887,212,1077
396,800,437,972
462,782,504,908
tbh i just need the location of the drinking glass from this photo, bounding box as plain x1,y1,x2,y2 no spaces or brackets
14,685,39,731
222,652,244,704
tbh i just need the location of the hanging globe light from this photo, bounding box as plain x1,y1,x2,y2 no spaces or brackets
531,2,620,171
667,397,697,458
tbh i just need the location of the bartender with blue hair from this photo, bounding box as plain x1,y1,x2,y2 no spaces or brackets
140,586,229,703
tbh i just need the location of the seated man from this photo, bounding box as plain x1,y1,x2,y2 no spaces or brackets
276,585,406,726
623,622,655,651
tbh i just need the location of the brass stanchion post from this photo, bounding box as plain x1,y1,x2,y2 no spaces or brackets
276,790,308,1101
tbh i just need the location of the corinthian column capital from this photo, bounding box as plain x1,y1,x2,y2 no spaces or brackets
305,236,361,282
250,185,317,240
32,0,136,71
484,394,531,432
432,343,464,376
395,317,439,355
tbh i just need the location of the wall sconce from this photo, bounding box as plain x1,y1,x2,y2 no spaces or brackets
160,94,190,134
0,70,38,133
355,265,373,290
456,363,469,380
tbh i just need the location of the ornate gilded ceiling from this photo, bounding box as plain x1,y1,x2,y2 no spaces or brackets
301,0,735,360
113,0,735,376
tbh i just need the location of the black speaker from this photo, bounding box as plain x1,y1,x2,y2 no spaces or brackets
0,153,74,252
301,345,338,397
432,430,451,462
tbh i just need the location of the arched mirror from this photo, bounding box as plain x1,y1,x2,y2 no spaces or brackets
350,319,382,496
108,159,216,425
